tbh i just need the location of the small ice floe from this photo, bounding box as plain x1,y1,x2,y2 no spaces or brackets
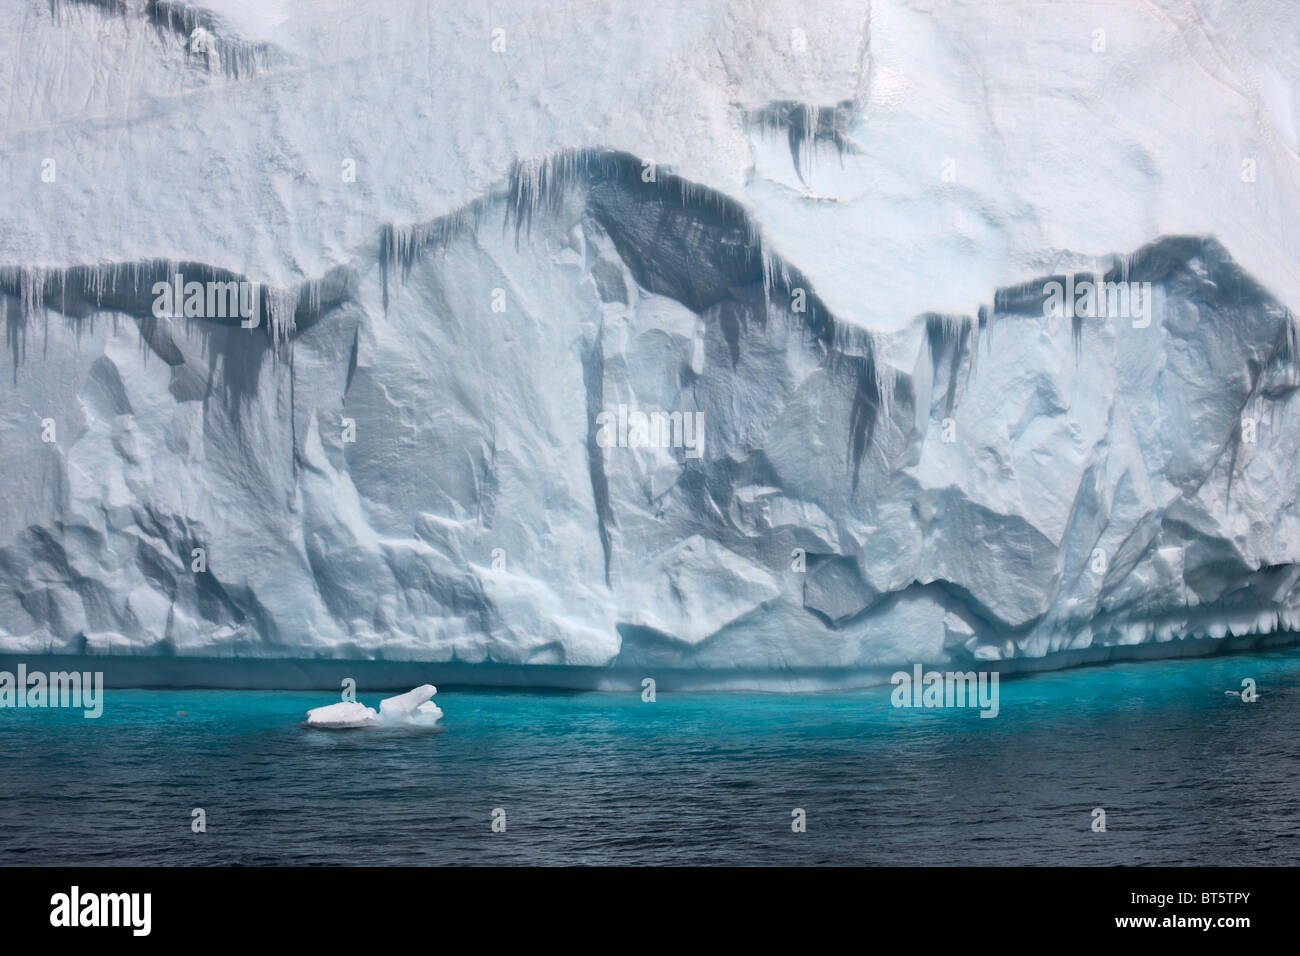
305,700,380,728
305,684,442,729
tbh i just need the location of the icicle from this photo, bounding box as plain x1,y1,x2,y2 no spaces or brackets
262,285,296,345
1,293,17,367
20,267,45,321
745,100,858,181
870,330,894,420
305,278,321,318
759,247,789,302
506,151,586,241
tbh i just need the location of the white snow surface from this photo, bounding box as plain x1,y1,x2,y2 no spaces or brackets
1,0,1299,688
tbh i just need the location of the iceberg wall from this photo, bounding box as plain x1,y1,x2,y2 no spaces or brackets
2,148,1298,687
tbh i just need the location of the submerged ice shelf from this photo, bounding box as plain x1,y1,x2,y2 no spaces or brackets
1,1,1299,690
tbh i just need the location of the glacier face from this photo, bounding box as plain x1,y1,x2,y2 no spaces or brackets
1,1,1299,687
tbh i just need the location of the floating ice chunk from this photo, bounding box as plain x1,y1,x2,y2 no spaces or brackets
305,701,379,728
305,685,442,730
407,700,444,727
378,684,437,719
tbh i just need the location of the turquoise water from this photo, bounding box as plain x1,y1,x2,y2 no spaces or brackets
1,650,1297,865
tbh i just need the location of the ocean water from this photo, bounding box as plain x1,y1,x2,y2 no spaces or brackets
1,650,1297,866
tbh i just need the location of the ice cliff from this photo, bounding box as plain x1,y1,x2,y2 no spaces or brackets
1,0,1298,688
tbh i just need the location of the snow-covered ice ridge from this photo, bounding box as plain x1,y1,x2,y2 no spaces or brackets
1,1,1299,688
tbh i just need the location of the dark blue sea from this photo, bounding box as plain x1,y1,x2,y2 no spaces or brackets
2,650,1297,865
